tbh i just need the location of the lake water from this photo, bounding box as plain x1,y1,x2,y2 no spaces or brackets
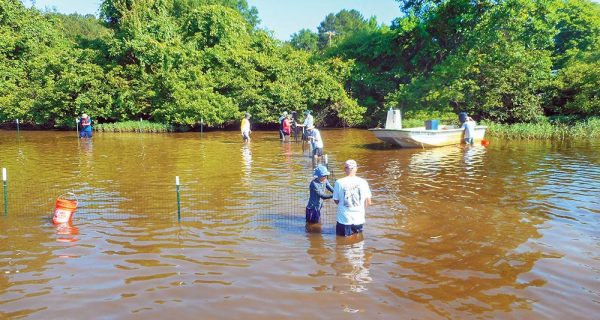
0,130,599,319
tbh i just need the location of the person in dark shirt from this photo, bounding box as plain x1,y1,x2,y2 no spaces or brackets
306,165,334,224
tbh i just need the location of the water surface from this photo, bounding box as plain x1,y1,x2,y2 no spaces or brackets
0,130,599,319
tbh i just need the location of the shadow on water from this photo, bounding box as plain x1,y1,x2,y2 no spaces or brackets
253,213,336,235
353,142,403,150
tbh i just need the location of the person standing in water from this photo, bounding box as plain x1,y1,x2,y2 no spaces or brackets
241,112,251,142
306,165,334,224
306,125,324,165
278,111,288,140
79,113,93,138
282,114,292,142
462,116,476,145
333,160,372,237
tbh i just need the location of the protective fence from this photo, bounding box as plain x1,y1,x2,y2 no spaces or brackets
0,167,339,226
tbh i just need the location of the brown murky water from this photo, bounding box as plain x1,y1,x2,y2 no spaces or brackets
0,130,599,319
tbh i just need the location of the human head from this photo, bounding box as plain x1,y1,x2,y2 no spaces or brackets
82,113,88,119
245,112,251,119
304,110,311,116
344,159,358,175
314,165,330,180
283,111,288,116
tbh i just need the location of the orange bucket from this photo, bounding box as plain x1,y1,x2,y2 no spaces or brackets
52,193,78,224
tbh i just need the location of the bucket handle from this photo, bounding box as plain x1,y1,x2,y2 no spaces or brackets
58,192,79,205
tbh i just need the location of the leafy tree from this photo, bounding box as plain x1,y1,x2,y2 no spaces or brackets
317,9,376,48
290,28,318,51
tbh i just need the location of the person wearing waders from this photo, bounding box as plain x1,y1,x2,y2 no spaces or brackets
80,113,93,138
306,165,334,224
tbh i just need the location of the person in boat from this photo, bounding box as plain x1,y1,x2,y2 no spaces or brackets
79,113,93,138
282,113,292,142
306,165,334,224
278,111,288,140
306,125,324,165
462,116,476,145
241,112,251,142
333,160,372,237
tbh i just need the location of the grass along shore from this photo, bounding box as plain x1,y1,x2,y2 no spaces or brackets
94,120,172,133
482,117,600,140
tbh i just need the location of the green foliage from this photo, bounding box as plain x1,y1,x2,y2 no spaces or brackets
483,117,600,139
385,0,559,123
290,29,318,51
552,50,600,116
0,0,361,128
317,9,376,49
2,0,598,131
51,13,112,44
95,120,172,132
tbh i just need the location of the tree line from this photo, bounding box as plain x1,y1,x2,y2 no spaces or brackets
1,0,598,129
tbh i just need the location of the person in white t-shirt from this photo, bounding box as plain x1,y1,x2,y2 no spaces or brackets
333,160,372,237
462,116,476,145
306,125,324,165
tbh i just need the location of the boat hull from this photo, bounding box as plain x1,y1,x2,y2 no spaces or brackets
369,126,487,148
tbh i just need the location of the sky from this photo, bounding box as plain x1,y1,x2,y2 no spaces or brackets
27,0,402,40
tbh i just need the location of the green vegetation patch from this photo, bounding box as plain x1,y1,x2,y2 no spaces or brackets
95,121,172,133
484,117,600,140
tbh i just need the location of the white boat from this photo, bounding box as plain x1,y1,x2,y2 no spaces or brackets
369,110,487,148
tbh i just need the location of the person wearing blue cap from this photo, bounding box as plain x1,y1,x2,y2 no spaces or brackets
306,165,334,224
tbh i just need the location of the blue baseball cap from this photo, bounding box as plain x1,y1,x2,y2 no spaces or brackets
314,165,330,177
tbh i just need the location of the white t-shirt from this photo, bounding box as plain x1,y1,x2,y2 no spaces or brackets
303,114,314,127
311,129,324,148
462,120,476,138
333,175,372,225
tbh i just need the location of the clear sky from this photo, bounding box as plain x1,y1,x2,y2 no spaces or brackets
27,0,402,40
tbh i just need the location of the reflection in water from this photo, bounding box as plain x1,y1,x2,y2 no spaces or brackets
241,144,252,185
55,222,79,243
305,229,329,279
333,235,372,294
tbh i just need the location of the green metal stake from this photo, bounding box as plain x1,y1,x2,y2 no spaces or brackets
176,176,181,222
3,168,7,217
